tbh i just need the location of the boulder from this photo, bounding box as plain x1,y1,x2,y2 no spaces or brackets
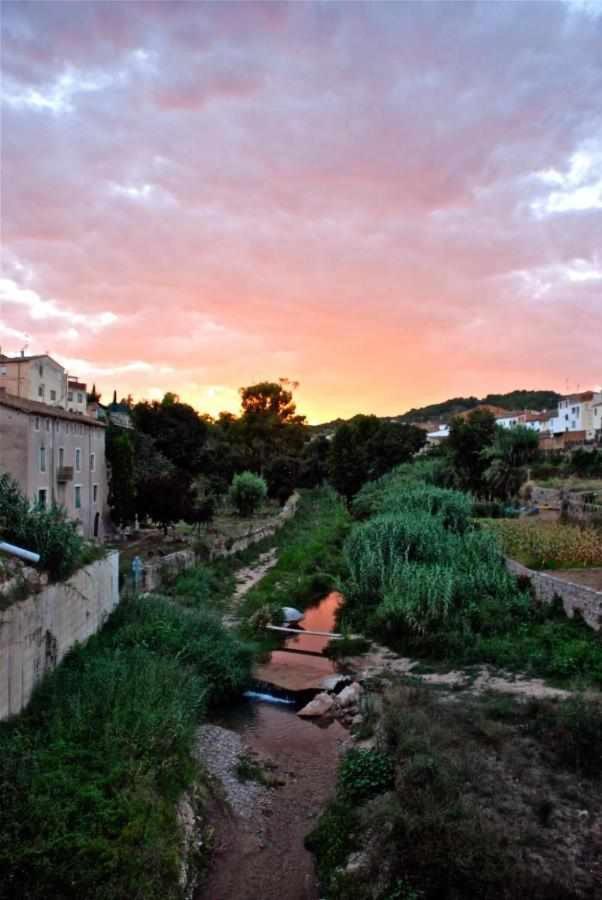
337,682,362,708
297,692,335,718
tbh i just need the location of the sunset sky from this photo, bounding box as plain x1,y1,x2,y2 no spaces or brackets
1,1,601,423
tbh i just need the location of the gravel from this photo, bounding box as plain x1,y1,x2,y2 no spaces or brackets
194,724,271,820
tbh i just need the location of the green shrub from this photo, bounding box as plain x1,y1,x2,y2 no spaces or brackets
228,471,268,516
0,473,84,580
338,748,394,802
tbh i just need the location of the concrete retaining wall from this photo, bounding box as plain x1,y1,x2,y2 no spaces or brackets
0,552,119,720
506,558,602,631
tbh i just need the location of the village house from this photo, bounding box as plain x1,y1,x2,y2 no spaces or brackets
0,352,68,407
546,391,602,442
67,378,88,415
0,390,108,539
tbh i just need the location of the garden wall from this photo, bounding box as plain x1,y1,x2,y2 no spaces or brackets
140,549,195,591
0,551,119,720
137,492,300,591
506,558,602,632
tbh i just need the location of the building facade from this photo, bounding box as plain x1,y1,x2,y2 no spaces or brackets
0,353,68,407
67,378,87,415
0,392,107,539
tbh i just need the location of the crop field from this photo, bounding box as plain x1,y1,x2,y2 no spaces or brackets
484,518,602,570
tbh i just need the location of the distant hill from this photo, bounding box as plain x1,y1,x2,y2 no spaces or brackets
312,389,562,433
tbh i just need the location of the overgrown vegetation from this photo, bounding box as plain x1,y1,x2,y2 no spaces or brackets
340,465,602,685
0,591,255,899
0,473,92,581
308,684,602,899
239,486,351,625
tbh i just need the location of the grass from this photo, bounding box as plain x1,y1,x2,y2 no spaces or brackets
238,486,351,626
308,683,602,900
483,518,602,569
0,590,255,900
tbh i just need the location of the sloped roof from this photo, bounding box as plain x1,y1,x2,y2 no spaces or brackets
0,391,105,427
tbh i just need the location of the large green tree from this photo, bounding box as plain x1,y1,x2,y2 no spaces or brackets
132,393,210,476
238,379,307,473
106,427,136,526
446,409,497,496
329,416,426,500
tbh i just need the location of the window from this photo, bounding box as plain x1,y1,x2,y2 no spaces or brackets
68,391,73,402
77,392,83,403
93,484,98,504
38,488,47,508
34,416,40,431
74,485,81,509
0,365,6,375
50,389,56,401
45,418,50,432
39,364,44,377
90,452,95,471
58,447,64,467
38,384,45,398
40,446,46,472
75,448,81,471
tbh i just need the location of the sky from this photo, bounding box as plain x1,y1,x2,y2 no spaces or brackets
1,0,601,424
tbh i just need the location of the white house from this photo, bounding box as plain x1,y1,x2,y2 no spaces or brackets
548,391,602,440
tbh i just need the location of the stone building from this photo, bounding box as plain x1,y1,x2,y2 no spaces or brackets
0,352,68,407
0,390,107,539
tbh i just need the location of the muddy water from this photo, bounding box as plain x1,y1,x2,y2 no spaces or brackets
198,593,349,900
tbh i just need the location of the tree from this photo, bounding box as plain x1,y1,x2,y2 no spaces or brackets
264,455,300,505
136,468,191,535
229,471,268,517
132,394,209,476
483,425,539,500
328,416,426,500
329,423,366,501
106,427,136,526
238,380,307,472
446,409,497,496
299,434,331,487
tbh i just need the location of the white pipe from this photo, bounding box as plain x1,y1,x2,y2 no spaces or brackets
0,541,41,564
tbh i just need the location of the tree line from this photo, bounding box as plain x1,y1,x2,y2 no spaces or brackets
106,380,428,530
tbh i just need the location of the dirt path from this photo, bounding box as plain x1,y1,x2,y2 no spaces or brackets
221,549,278,629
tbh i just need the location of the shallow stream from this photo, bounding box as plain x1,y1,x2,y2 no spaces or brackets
197,592,349,900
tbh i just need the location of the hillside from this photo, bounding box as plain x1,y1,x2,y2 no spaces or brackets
313,389,561,432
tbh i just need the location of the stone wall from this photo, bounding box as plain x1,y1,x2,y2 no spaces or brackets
0,551,119,720
506,558,602,631
209,492,299,559
140,549,196,592
137,492,300,592
530,486,562,507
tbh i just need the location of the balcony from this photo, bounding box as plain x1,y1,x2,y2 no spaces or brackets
57,466,74,483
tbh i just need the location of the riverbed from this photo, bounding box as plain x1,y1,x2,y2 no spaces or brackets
197,592,349,900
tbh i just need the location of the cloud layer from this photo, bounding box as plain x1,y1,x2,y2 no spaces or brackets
1,1,601,421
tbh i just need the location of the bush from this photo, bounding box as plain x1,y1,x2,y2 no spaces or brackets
228,470,268,516
338,748,394,802
0,473,84,580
